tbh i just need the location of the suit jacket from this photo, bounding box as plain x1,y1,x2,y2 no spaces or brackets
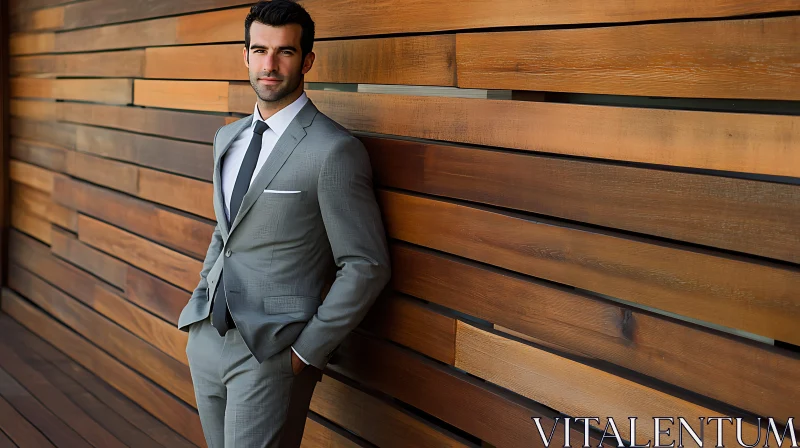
177,99,391,369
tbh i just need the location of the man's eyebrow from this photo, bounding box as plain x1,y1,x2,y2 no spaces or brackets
249,44,298,52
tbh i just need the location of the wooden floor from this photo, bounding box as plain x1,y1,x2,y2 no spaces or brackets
0,313,198,448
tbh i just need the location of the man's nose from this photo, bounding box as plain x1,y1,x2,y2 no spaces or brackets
262,52,279,74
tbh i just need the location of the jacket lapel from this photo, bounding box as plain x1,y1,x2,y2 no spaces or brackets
213,116,252,240
228,100,318,236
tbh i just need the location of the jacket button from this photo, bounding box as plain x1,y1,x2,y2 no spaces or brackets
225,249,232,257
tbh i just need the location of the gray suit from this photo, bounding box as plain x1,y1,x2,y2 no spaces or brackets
178,99,391,447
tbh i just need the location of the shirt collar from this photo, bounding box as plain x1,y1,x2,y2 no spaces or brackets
251,92,309,138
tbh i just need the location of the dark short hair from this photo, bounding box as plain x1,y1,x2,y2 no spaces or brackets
244,0,315,58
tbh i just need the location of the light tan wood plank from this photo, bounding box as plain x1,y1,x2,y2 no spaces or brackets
11,207,51,244
56,50,145,78
78,215,201,291
455,322,760,447
29,7,64,31
53,79,132,105
134,79,229,112
10,160,54,193
144,44,245,80
55,17,178,52
10,99,57,121
10,32,55,55
10,77,52,98
302,90,800,177
458,16,800,100
10,55,56,76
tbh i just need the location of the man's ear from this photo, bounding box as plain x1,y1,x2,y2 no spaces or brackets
301,51,315,75
243,46,249,68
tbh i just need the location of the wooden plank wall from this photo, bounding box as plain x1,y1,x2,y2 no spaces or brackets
4,0,800,447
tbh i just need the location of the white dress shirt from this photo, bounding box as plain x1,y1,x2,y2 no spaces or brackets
220,92,311,366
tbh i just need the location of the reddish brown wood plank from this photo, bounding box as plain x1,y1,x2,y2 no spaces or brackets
0,341,126,448
50,227,128,290
10,139,66,172
138,168,215,219
304,90,800,177
380,191,800,346
2,313,196,448
0,393,54,448
0,290,205,445
53,177,214,260
10,118,76,149
11,78,133,104
55,50,144,78
57,102,223,143
361,293,455,365
78,215,201,291
301,416,363,448
11,207,51,244
126,267,189,326
62,0,251,30
9,160,53,192
48,201,77,232
10,55,55,76
7,264,195,405
76,125,212,181
364,136,800,263
9,32,54,55
458,16,800,100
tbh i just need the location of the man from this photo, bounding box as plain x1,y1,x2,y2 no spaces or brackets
177,1,391,446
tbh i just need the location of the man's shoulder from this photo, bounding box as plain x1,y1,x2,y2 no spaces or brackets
214,115,252,145
306,108,354,143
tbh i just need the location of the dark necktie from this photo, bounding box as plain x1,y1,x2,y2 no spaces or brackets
211,120,269,336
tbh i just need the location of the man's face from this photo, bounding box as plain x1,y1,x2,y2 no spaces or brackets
244,22,314,104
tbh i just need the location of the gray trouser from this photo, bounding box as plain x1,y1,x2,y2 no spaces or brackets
186,317,321,448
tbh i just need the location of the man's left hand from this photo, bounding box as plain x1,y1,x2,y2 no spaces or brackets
291,350,306,375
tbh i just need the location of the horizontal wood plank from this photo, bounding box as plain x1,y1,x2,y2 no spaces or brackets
380,191,800,346
457,16,800,100
78,215,201,291
58,101,224,143
10,32,54,55
12,6,64,32
10,99,56,121
10,160,53,193
11,182,50,220
311,376,470,448
144,44,246,81
7,264,195,405
76,125,212,181
48,202,78,232
390,244,800,425
11,207,51,244
53,176,214,260
11,78,133,104
0,290,204,445
138,168,215,220
0,390,54,448
134,79,229,112
55,50,145,78
10,118,76,149
365,136,800,263
126,267,189,326
304,90,800,177
55,17,178,52
50,227,128,290
301,416,363,448
62,0,252,30
10,139,66,172
10,54,55,76
66,150,139,195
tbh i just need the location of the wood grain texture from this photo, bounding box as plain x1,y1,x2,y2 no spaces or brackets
361,293,456,365
53,177,214,260
365,136,800,263
10,78,51,98
0,391,54,448
62,0,252,29
455,322,760,447
8,264,195,405
126,267,189,326
55,50,144,78
0,291,205,446
17,7,64,31
10,160,53,192
11,182,50,220
134,79,229,112
9,32,54,55
144,44,246,80
311,376,471,448
58,101,224,143
301,416,363,448
2,314,195,448
305,90,800,177
10,118,76,149
11,78,133,104
55,17,178,53
10,139,66,172
0,341,126,448
10,207,51,244
48,202,77,232
10,55,55,75
0,365,91,448
329,332,594,448
10,100,56,121
175,7,246,45
380,191,800,346
50,227,128,290
1,322,163,448
391,245,800,426
66,150,139,195
76,125,212,181
78,215,201,291
138,168,215,219
302,0,800,38
458,16,800,100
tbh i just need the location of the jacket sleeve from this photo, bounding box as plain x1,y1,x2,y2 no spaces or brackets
290,136,391,369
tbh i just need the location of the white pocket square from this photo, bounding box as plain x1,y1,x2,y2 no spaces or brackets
263,189,301,194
